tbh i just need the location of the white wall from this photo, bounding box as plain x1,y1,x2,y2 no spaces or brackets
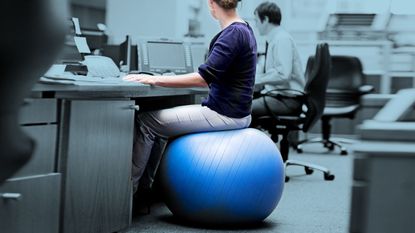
174,0,218,44
106,0,180,43
391,0,415,15
105,0,415,44
105,0,288,45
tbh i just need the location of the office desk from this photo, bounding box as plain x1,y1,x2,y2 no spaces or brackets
1,82,207,233
32,83,208,98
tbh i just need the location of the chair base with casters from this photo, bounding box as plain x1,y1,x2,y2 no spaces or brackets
295,104,360,156
256,115,335,182
285,160,335,182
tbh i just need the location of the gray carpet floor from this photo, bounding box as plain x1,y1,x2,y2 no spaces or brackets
123,142,354,233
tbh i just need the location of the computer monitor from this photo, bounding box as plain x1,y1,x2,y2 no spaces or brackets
138,40,193,74
102,36,137,71
119,35,132,72
190,43,208,72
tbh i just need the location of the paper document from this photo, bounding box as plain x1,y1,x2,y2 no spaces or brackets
71,17,82,35
74,36,91,54
44,64,67,77
39,77,75,85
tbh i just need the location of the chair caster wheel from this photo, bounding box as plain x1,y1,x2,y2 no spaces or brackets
324,142,335,151
324,173,335,181
285,176,290,182
304,167,314,175
296,148,303,153
340,149,348,155
271,135,279,142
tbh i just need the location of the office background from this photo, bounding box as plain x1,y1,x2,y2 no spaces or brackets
1,0,415,233
72,0,415,134
72,0,415,92
70,1,415,232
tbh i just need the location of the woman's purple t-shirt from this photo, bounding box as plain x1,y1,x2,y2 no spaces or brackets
198,22,257,118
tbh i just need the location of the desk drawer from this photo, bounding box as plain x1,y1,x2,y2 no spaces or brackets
0,173,60,233
19,99,57,124
12,125,57,178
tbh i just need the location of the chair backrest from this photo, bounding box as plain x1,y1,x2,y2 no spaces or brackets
326,56,364,106
329,56,364,90
302,43,331,132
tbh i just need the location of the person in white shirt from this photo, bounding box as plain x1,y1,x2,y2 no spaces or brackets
251,2,306,127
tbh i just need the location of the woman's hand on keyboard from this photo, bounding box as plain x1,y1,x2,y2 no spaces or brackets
123,74,160,85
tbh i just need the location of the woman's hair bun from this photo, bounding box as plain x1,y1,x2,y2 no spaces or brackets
214,0,239,10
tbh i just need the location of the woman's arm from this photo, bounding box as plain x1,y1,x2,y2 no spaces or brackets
123,72,208,88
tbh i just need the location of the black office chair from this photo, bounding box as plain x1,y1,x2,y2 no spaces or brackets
295,56,374,155
256,43,334,182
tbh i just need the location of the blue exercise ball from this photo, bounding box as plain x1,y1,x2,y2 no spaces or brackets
159,128,285,225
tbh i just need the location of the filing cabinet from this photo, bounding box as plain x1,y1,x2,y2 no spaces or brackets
59,99,135,233
0,99,60,233
12,125,58,178
0,174,61,233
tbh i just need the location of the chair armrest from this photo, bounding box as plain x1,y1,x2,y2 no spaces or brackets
358,85,374,95
327,88,354,94
263,88,306,99
254,83,265,92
